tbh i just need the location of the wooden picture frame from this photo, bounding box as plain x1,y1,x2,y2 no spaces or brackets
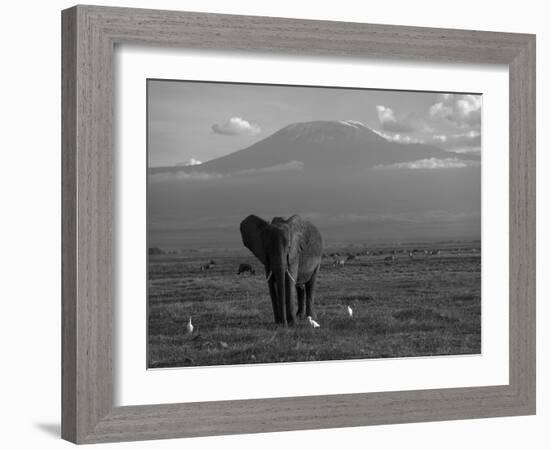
61,5,536,444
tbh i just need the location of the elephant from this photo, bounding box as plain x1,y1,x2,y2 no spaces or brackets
239,214,324,326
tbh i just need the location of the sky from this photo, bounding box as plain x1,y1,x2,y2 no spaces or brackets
147,80,482,247
147,80,481,167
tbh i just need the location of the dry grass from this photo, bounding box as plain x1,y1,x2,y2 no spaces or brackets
148,242,481,368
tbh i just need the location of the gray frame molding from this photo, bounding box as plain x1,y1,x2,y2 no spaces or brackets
62,5,536,444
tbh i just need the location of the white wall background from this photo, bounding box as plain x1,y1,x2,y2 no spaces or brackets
0,1,546,448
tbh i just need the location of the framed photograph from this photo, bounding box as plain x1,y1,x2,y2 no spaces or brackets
62,5,536,444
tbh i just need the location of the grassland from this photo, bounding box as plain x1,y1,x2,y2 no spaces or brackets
147,242,481,368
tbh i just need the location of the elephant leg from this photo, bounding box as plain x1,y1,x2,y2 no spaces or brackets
296,285,306,319
274,268,287,327
305,265,320,319
285,273,296,325
268,279,281,324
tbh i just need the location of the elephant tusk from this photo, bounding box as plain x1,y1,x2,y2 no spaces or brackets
286,270,296,283
266,270,273,281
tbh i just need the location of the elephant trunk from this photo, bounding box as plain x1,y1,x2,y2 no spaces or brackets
273,264,287,326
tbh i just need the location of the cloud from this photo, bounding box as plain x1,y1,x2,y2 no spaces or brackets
432,130,481,149
176,158,202,166
431,130,481,153
374,157,480,170
449,146,481,154
149,161,303,182
339,120,369,129
376,105,418,133
211,117,261,136
372,129,425,144
429,94,481,129
236,160,304,175
149,171,224,182
373,127,481,152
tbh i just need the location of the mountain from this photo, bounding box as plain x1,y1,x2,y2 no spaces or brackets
148,120,481,248
149,120,477,175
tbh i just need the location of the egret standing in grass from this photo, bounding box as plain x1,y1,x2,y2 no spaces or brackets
307,316,320,328
186,316,194,334
347,305,353,318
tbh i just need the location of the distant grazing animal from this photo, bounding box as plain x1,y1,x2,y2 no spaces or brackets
408,251,414,259
333,259,345,267
430,249,440,256
307,316,320,328
237,263,255,275
200,263,212,271
208,259,216,265
384,255,396,265
346,254,356,261
186,317,194,334
347,305,353,318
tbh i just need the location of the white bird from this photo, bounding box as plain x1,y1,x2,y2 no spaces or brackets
186,316,194,334
347,305,353,318
307,316,320,328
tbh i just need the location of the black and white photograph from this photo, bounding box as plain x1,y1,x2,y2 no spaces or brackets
147,80,482,368
1,0,543,447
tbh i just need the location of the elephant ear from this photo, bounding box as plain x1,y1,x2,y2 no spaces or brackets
240,215,268,265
